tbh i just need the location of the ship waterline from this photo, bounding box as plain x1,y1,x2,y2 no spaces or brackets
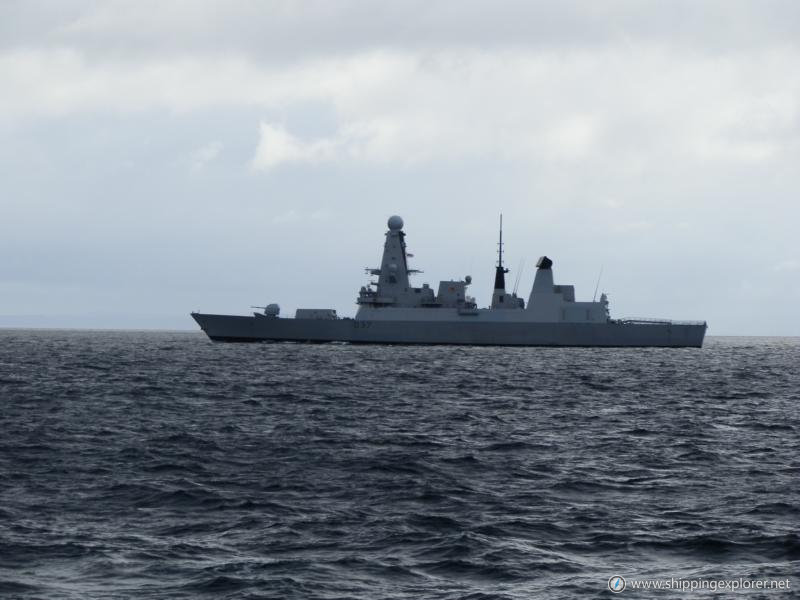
192,215,707,347
192,313,706,347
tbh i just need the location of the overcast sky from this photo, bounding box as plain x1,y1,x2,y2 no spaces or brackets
1,1,798,334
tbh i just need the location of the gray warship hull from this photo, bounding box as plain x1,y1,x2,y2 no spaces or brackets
192,214,707,348
192,313,706,347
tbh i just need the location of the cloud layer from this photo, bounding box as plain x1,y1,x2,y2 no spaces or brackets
1,1,799,333
3,42,797,172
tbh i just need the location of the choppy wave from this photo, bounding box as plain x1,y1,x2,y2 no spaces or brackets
1,330,798,598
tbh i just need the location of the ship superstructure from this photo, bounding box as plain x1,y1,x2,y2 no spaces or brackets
192,216,706,347
352,215,609,325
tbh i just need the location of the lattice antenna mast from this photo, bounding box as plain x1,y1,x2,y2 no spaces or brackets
492,213,510,294
497,214,504,268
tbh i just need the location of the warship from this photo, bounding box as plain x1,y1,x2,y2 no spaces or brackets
192,215,706,347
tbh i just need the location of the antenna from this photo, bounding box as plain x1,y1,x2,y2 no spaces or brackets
497,214,504,268
513,258,525,295
593,265,604,302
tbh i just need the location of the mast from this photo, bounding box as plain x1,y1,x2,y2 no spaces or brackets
498,214,504,268
493,214,509,291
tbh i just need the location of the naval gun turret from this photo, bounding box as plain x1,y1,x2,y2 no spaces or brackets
251,303,280,317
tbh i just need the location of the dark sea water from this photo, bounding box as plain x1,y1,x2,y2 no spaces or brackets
1,330,798,599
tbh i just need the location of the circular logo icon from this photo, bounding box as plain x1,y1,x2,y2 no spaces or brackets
608,575,626,593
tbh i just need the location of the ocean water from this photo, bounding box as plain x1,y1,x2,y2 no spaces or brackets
1,330,798,599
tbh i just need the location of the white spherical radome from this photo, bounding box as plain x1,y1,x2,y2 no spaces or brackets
387,215,404,230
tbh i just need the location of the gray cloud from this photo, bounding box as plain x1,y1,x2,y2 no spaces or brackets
4,1,800,59
0,1,798,334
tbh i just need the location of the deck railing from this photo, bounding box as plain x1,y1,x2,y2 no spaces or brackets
617,318,707,326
